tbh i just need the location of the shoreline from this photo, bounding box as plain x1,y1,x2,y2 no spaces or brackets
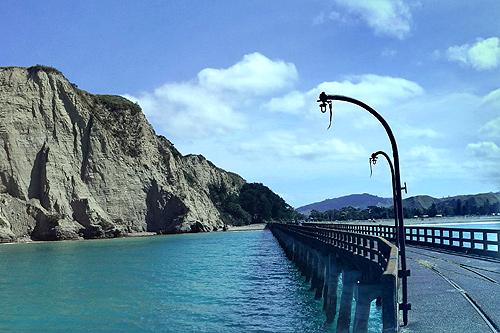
227,223,267,232
0,231,160,246
6,216,496,246
0,225,269,246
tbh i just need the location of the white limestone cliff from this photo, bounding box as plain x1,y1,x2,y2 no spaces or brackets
0,66,245,241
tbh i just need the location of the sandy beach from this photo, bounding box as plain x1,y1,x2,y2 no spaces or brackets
227,223,267,231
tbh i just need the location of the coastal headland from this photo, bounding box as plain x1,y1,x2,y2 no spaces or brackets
0,66,294,243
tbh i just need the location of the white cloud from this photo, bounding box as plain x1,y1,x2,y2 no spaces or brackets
264,74,424,117
479,117,500,140
313,12,327,25
123,84,246,138
122,50,498,202
325,11,349,24
240,131,366,161
401,126,440,139
403,145,466,182
331,0,414,39
197,53,298,95
445,37,500,70
406,145,441,161
262,91,306,114
446,45,469,64
465,140,500,187
482,88,500,109
381,48,397,57
467,141,500,159
124,53,298,138
469,38,500,70
316,75,424,106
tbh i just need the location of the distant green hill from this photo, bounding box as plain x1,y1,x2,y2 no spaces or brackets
403,192,500,210
403,192,500,216
296,193,393,216
402,195,439,210
297,192,500,217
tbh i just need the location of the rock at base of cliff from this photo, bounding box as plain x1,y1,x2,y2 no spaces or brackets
190,221,211,233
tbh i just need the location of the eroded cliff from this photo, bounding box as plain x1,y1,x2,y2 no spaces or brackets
0,66,245,241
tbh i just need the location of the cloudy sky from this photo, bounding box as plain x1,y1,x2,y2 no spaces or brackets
2,0,500,207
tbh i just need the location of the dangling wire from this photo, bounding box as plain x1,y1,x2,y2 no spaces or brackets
327,102,333,129
369,155,377,177
320,100,333,129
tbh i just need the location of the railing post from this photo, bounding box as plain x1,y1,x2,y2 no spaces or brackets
497,231,500,256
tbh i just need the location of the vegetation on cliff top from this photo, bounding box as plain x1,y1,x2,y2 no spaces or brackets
209,182,301,226
27,65,64,76
96,94,141,115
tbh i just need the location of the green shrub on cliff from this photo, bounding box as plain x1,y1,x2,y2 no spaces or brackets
209,182,299,225
96,95,141,115
209,184,251,226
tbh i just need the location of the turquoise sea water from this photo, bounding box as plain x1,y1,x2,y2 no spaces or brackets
0,230,382,332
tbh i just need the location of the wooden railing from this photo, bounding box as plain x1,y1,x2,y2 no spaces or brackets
304,223,500,258
271,223,398,275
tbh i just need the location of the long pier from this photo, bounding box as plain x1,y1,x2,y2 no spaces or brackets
269,222,500,332
269,223,399,332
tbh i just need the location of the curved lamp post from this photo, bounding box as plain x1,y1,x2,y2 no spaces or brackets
370,150,407,248
317,92,411,325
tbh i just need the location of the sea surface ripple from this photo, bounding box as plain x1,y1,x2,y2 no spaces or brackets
0,229,382,332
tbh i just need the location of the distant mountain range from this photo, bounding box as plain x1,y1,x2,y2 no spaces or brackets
296,193,393,216
296,192,500,216
403,192,500,212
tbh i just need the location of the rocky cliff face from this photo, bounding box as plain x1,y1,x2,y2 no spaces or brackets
0,66,245,242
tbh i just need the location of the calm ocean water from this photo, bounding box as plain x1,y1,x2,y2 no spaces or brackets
0,230,382,332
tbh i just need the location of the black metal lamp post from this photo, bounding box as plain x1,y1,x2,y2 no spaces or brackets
370,150,408,248
317,92,411,325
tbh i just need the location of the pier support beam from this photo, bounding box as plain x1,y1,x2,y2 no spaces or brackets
337,270,361,332
324,254,341,323
296,242,306,273
353,283,382,333
284,238,294,261
304,246,313,283
292,240,301,267
314,251,325,299
298,243,307,276
310,249,319,289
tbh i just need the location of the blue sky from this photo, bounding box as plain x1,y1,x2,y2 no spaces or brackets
2,0,500,207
